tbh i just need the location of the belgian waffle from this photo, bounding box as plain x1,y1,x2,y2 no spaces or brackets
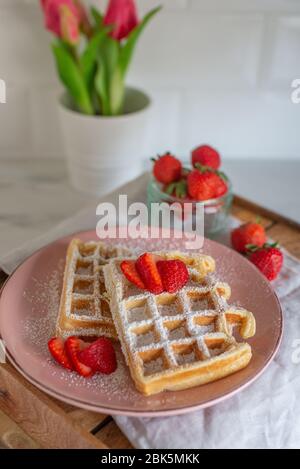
56,239,132,340
103,251,255,395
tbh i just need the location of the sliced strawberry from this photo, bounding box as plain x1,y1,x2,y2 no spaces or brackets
120,260,145,290
78,338,117,375
135,253,164,294
65,336,94,377
157,260,189,293
48,337,74,371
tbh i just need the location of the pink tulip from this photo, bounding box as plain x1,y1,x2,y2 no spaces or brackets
40,0,81,39
60,5,80,45
73,0,92,36
103,0,139,41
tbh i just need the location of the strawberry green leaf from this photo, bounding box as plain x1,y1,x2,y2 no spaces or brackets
217,170,229,182
175,180,187,198
165,183,176,195
245,244,260,252
165,180,187,199
264,242,279,249
255,216,262,224
194,162,229,181
194,163,211,173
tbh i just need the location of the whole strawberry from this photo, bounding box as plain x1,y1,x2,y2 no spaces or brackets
231,222,267,254
191,145,221,170
248,244,283,281
152,153,182,184
187,167,227,201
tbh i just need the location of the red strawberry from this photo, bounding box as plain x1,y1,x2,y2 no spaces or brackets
65,336,94,377
135,253,164,294
48,337,74,371
78,338,117,375
191,145,221,170
120,260,145,290
187,168,227,201
153,153,182,184
157,260,189,293
248,244,283,281
231,222,267,254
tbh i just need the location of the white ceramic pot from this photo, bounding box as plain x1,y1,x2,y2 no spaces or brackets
59,87,152,196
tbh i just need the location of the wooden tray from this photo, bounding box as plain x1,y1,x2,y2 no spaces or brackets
0,195,299,449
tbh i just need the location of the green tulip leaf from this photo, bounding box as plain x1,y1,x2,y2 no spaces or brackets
109,66,125,115
95,37,122,115
119,6,162,78
95,61,109,115
80,29,108,93
52,41,93,115
90,6,103,28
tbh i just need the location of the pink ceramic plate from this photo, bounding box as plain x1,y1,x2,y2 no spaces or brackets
0,229,283,417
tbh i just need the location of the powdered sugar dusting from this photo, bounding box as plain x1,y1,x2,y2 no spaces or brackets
144,356,164,376
128,305,150,323
176,351,196,365
22,259,64,355
168,325,188,340
46,348,139,401
21,255,140,400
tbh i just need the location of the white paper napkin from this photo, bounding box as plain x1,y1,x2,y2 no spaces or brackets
1,173,300,449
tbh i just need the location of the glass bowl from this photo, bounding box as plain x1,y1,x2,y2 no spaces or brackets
147,175,233,238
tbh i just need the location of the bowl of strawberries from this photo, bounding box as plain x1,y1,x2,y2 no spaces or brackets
147,145,233,237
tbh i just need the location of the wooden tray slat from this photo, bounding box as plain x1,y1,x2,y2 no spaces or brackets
234,195,300,231
231,204,273,228
50,397,108,432
0,409,40,449
265,223,300,259
0,364,107,449
95,420,133,449
67,408,108,433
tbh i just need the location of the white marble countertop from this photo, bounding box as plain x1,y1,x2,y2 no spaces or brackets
0,160,94,259
0,158,299,260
